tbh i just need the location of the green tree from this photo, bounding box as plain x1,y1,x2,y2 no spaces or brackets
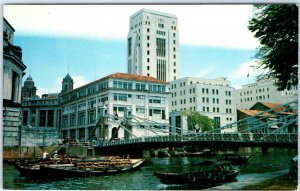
183,110,214,132
248,4,298,90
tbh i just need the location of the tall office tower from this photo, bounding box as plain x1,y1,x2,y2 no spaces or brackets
127,9,180,82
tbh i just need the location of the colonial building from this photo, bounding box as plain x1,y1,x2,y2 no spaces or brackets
169,77,237,133
20,93,61,146
20,75,61,146
60,72,170,141
3,18,26,146
127,9,180,82
235,78,298,110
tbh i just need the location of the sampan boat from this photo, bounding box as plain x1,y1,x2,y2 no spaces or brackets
41,158,144,178
154,160,239,185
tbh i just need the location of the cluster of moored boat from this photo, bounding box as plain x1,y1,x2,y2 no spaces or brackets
14,151,250,188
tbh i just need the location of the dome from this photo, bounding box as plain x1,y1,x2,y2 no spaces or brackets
26,75,33,82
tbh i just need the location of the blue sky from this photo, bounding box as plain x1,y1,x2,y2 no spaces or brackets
4,5,261,95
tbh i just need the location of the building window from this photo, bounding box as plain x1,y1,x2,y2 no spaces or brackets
147,43,150,47
136,108,145,113
147,66,150,70
136,83,146,91
147,36,150,40
147,28,150,32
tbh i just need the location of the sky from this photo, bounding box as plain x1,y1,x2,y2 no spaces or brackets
3,4,262,96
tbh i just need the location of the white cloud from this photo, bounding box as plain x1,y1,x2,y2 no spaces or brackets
3,4,259,49
35,75,89,96
229,60,267,89
72,76,89,89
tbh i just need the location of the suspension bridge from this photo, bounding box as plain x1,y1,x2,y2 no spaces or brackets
87,100,298,157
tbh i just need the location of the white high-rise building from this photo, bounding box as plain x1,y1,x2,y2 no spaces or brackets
169,77,237,132
235,79,298,110
127,9,180,82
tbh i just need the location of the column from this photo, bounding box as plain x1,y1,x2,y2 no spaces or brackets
85,127,89,141
76,103,79,126
95,128,99,139
35,109,39,127
75,128,79,141
67,129,70,138
53,110,57,128
96,94,99,121
27,109,31,126
3,65,11,100
45,110,48,127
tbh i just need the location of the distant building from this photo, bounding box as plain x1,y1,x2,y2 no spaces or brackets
169,77,237,133
21,75,37,100
127,9,180,82
3,18,26,146
60,72,170,141
20,76,61,146
235,79,298,110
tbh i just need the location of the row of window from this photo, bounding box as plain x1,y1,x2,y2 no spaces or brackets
240,94,270,103
239,87,270,96
113,106,166,120
113,80,166,92
172,89,194,97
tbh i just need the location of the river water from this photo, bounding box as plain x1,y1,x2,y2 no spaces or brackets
2,149,297,190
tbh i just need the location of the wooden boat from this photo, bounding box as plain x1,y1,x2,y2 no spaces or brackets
154,161,239,185
42,158,144,177
219,154,250,165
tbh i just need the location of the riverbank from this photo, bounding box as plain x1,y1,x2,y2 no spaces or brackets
241,173,298,190
212,169,297,190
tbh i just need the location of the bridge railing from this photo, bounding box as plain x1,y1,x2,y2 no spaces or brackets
93,132,297,147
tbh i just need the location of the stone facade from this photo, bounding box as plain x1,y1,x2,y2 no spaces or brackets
3,18,26,146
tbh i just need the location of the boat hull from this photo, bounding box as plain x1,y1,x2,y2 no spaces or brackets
154,170,239,185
